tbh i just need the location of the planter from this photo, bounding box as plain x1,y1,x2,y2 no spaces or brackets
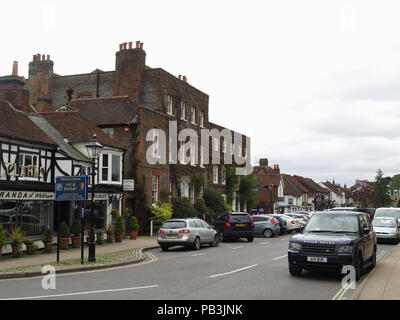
44,242,52,253
71,235,81,248
107,234,113,243
26,244,34,255
115,232,123,242
129,230,138,240
59,237,70,250
12,247,21,258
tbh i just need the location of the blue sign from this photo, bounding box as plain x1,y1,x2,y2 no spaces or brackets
251,207,265,214
55,176,88,201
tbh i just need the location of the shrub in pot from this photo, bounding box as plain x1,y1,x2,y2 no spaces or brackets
0,225,6,256
24,238,35,255
70,219,82,248
96,231,104,245
114,216,124,242
59,222,70,250
128,216,139,240
42,229,54,252
106,224,113,243
8,226,24,258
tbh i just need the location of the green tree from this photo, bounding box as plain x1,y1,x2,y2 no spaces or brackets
203,187,225,221
373,169,392,207
194,198,208,219
172,197,196,218
226,167,239,205
389,174,400,190
238,173,257,211
150,202,173,225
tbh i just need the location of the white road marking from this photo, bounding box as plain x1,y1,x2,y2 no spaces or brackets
209,264,258,278
259,242,270,245
272,255,288,261
1,284,160,300
192,253,206,257
232,246,243,250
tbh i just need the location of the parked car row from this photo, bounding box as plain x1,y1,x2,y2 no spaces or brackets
157,211,309,251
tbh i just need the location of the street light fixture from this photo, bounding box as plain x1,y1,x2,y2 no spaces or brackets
267,184,274,214
85,133,103,262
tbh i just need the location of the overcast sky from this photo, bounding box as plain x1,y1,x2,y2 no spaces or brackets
1,0,399,186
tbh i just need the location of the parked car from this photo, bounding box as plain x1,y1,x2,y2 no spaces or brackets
278,214,301,233
284,213,309,230
158,218,220,251
374,208,400,222
288,211,377,280
269,215,287,235
213,212,255,242
252,215,280,238
372,217,400,244
356,208,376,221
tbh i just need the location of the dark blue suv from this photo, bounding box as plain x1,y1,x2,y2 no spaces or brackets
288,211,376,280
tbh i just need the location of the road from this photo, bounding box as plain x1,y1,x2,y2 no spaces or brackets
0,234,395,300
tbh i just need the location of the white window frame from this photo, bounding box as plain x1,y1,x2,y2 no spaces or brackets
199,111,204,127
191,106,196,124
99,151,122,185
213,137,219,152
167,95,173,115
213,165,219,184
221,166,226,185
181,101,186,121
152,175,159,204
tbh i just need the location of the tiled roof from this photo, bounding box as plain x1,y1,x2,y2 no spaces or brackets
254,166,281,186
67,96,138,126
322,181,342,196
281,174,304,197
0,100,56,146
293,175,329,194
40,111,124,150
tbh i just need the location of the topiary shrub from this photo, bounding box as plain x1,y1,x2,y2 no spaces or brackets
0,225,6,249
129,216,139,231
70,219,82,236
59,221,70,238
114,216,125,233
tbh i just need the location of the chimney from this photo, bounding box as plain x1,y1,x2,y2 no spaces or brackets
259,158,268,167
140,42,144,49
129,42,132,49
12,61,18,76
182,75,187,83
136,41,140,48
178,75,182,80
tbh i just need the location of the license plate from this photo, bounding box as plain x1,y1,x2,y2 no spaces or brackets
165,234,178,238
236,224,245,227
307,256,327,263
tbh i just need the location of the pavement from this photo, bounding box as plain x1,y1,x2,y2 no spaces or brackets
0,236,159,277
353,243,400,300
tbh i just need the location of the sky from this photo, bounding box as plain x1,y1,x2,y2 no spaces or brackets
1,0,399,186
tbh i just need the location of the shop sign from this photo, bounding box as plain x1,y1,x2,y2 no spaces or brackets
5,163,45,179
123,179,134,191
87,193,110,201
0,191,54,200
55,176,88,201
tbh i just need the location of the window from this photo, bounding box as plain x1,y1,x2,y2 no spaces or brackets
213,137,219,152
213,166,219,184
181,101,186,120
221,166,226,185
100,153,122,184
102,128,114,139
167,95,173,115
200,146,204,168
222,140,227,153
152,176,159,204
190,185,195,204
18,153,38,168
191,106,196,124
199,111,204,127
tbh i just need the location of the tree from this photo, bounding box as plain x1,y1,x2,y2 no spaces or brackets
389,174,400,190
172,197,196,218
194,198,208,219
203,187,225,221
226,167,239,205
238,173,257,211
150,202,173,225
373,169,392,207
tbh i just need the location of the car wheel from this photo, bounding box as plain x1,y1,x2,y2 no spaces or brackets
354,254,363,281
193,237,201,250
161,246,169,252
263,229,273,238
289,265,302,276
370,247,377,270
220,232,225,242
247,236,254,242
210,234,221,247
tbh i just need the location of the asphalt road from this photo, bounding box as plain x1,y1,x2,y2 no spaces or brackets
0,233,395,300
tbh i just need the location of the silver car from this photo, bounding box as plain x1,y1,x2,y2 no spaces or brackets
372,217,400,243
157,218,220,251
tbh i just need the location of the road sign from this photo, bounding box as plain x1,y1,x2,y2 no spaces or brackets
55,176,88,201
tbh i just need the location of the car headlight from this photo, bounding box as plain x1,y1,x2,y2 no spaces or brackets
289,242,302,251
337,245,353,254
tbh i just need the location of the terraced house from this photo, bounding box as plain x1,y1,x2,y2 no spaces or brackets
3,41,249,233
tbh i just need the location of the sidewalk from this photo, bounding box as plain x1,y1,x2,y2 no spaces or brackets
0,236,159,275
353,243,400,300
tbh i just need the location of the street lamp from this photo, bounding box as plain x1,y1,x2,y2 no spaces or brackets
85,133,103,262
268,184,274,214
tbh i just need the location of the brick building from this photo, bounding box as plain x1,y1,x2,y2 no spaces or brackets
12,41,249,233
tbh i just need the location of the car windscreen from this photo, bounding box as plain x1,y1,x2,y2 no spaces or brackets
230,214,250,223
372,218,396,228
374,209,400,219
161,221,186,229
304,214,359,233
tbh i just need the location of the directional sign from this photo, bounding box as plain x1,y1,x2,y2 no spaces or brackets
55,176,88,201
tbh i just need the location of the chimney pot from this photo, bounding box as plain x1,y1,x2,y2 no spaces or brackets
129,42,132,49
183,75,187,82
140,42,143,49
178,75,182,80
12,61,18,75
47,55,50,61
136,41,140,48
37,54,41,61
119,44,123,51
42,54,45,61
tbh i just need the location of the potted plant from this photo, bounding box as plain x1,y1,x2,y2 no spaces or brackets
8,226,24,258
42,229,53,253
70,219,82,248
111,209,120,218
106,224,113,243
128,216,139,240
24,238,35,255
0,225,6,256
114,216,124,242
96,231,104,245
59,221,70,250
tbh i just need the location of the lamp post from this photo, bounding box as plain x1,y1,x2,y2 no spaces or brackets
268,184,274,214
85,133,104,263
